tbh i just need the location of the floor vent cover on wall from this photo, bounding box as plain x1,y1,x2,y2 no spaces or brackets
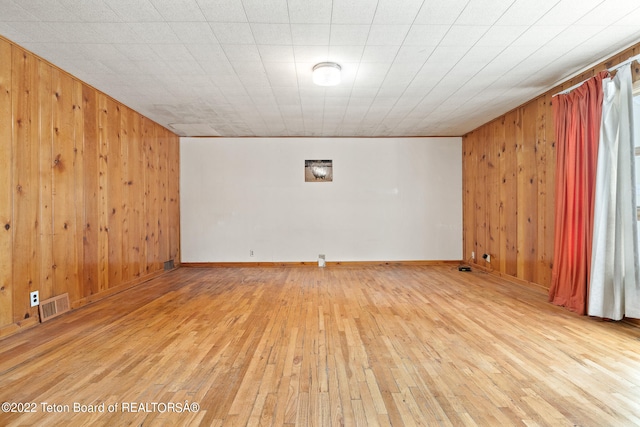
38,293,70,323
164,259,175,270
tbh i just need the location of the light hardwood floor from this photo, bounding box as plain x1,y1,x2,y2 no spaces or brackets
1,265,639,426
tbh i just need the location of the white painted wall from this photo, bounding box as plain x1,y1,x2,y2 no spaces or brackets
180,137,462,262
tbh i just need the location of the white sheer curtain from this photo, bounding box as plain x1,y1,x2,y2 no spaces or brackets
588,64,640,320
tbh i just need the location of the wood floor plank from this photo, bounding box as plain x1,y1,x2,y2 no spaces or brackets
1,265,640,426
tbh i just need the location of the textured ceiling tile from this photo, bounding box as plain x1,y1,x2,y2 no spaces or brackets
0,1,39,21
394,45,435,63
127,22,182,44
105,0,162,22
535,0,602,25
222,44,262,61
476,25,528,47
169,22,219,44
426,46,469,67
328,45,365,63
291,24,331,45
496,0,559,25
39,22,97,43
264,62,298,86
59,58,115,75
384,62,423,83
165,60,207,75
576,1,640,25
510,25,567,46
438,25,490,47
58,0,122,22
78,43,130,61
197,0,248,22
242,0,289,23
251,23,293,45
329,25,370,46
211,22,255,44
373,0,424,24
545,25,606,47
257,44,295,62
0,22,41,43
455,0,516,25
367,25,411,46
20,0,82,21
332,0,377,24
361,45,400,63
19,42,86,60
115,43,162,61
586,26,640,51
150,0,207,21
457,45,505,65
414,0,469,25
288,0,332,24
5,0,640,137
292,45,329,63
353,64,390,88
615,6,640,25
150,44,197,62
188,43,229,62
233,62,270,86
404,25,449,46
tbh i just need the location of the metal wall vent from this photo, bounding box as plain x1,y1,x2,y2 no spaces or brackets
164,259,175,270
38,293,70,322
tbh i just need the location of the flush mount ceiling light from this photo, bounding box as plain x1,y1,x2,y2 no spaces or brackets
313,62,341,86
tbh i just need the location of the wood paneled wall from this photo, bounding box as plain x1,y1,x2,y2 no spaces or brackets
463,42,640,291
0,37,180,337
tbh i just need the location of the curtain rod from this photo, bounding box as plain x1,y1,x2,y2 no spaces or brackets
552,53,640,97
608,53,640,72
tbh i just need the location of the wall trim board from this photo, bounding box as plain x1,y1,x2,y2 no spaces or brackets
468,263,548,296
181,260,462,268
0,268,180,339
623,319,640,328
0,317,39,339
72,267,177,308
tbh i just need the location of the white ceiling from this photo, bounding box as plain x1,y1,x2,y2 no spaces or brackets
1,0,639,137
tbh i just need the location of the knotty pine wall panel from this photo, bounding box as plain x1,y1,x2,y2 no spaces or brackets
120,106,132,283
170,130,179,264
106,97,123,290
52,69,80,303
81,85,100,298
72,80,85,303
126,111,146,281
38,61,54,306
0,38,180,337
142,117,157,275
11,46,41,325
463,42,640,291
0,39,12,328
97,93,110,294
168,128,181,264
157,128,170,268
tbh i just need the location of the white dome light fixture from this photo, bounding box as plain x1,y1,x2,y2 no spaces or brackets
313,62,341,86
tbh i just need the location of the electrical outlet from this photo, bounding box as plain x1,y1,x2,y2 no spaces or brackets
486,254,491,263
249,249,254,257
471,251,475,260
318,254,326,268
30,291,39,307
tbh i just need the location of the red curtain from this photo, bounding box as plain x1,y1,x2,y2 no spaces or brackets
549,71,607,314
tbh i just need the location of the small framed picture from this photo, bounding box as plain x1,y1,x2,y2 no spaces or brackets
305,160,333,182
